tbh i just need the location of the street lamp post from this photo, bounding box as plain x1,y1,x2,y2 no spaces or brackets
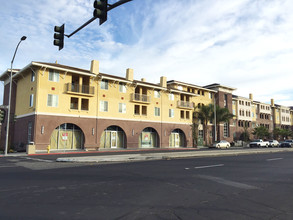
4,36,27,156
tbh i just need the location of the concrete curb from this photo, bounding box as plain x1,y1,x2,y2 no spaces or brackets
56,148,293,163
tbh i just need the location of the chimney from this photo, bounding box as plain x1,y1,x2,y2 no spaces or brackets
249,93,253,100
126,68,133,81
160,76,167,88
90,60,99,75
141,78,146,82
271,98,274,107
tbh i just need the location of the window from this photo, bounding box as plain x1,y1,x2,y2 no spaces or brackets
49,69,59,82
186,111,190,119
180,110,185,119
81,98,89,111
154,107,160,116
169,109,174,118
119,103,126,113
119,83,126,93
154,90,161,98
31,71,35,82
198,130,204,138
100,101,108,112
134,105,140,115
224,122,229,137
70,97,78,110
101,79,108,90
29,94,34,107
178,86,183,91
47,94,58,107
169,93,174,101
142,106,147,115
224,94,228,107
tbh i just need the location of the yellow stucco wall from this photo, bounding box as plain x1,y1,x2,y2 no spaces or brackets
15,69,37,116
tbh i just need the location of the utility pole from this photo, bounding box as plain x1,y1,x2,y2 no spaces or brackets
5,36,27,156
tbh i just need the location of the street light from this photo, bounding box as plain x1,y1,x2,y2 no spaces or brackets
4,36,27,156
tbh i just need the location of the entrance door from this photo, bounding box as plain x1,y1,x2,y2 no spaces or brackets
50,124,84,150
174,133,180,148
111,131,117,148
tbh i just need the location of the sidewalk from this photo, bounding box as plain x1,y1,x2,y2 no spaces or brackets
56,148,293,163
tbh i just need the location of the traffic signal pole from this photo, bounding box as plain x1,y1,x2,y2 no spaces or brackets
62,0,132,39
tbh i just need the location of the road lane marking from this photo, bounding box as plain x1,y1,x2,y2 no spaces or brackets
0,165,17,168
20,157,54,163
266,158,283,161
198,175,259,190
195,164,224,169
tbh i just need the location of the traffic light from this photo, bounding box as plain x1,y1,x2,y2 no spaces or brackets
53,24,65,50
93,0,108,25
0,109,5,123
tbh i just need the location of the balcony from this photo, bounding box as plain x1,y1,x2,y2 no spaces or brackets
131,93,151,104
177,100,194,109
66,83,94,96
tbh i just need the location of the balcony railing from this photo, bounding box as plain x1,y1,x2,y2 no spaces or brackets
177,100,194,109
66,83,94,96
131,93,151,103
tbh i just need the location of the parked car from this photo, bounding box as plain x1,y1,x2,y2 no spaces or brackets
249,139,269,148
285,140,293,144
268,140,279,147
211,140,231,149
279,141,292,148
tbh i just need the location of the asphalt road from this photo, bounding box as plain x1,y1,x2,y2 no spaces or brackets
1,151,293,219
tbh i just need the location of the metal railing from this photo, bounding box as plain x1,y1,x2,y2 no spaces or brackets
177,100,194,109
66,83,94,95
131,93,151,103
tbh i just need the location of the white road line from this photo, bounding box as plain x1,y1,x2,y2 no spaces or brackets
266,158,283,161
20,157,54,163
195,164,224,169
0,165,17,168
198,175,259,190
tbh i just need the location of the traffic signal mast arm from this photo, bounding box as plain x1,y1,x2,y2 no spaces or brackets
65,0,132,38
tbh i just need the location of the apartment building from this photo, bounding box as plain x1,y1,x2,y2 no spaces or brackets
1,60,292,152
232,94,292,140
204,84,236,143
0,60,218,152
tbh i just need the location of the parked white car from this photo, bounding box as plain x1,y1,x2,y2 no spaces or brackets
212,140,231,149
268,140,279,147
249,139,269,148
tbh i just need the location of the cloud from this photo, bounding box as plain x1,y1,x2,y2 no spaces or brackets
1,0,293,107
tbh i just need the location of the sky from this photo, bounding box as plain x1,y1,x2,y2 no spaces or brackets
0,0,293,106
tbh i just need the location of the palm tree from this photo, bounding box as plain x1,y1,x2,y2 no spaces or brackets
211,105,234,142
195,104,213,145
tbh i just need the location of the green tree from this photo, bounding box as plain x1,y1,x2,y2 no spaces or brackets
272,127,282,140
194,105,213,145
252,126,270,139
211,105,234,141
280,128,292,140
272,128,292,140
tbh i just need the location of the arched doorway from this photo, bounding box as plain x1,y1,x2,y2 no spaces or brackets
169,129,185,148
50,123,84,150
139,127,159,148
100,126,126,149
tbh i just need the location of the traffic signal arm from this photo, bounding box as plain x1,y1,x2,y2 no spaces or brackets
54,0,133,48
